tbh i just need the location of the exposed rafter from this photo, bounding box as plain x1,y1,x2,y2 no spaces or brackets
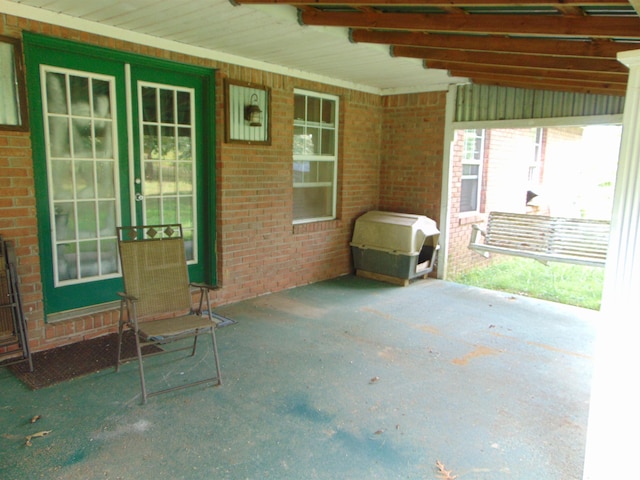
233,0,640,95
393,46,629,73
350,31,640,59
236,0,631,7
299,11,640,39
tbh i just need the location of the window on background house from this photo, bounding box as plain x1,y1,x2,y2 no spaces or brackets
292,89,339,224
460,129,485,213
529,127,544,184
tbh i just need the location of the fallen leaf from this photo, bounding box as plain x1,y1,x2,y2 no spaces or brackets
25,430,52,447
436,460,457,480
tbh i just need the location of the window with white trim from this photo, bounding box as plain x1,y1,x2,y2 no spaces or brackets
292,89,338,223
460,129,485,213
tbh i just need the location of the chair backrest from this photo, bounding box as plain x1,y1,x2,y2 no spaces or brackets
117,225,192,319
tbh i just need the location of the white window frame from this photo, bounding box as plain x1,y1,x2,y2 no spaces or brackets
41,65,122,287
460,129,485,214
528,127,544,184
137,81,198,264
293,88,339,224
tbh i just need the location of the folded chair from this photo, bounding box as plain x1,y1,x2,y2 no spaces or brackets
115,224,221,404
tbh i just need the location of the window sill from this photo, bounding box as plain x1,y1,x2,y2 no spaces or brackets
46,300,120,324
293,219,342,235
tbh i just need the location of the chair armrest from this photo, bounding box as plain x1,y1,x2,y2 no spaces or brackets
190,282,219,291
117,292,138,302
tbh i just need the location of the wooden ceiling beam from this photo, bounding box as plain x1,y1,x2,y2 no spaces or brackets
553,5,586,16
299,10,640,39
463,75,627,95
431,62,628,84
234,1,630,7
394,45,629,72
350,30,640,58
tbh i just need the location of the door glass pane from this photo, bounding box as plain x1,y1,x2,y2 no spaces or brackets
70,76,90,116
77,201,97,238
42,67,120,286
54,202,75,241
162,162,177,194
48,117,70,157
145,197,161,224
98,200,116,234
141,87,157,122
143,124,160,160
177,127,191,160
51,160,73,199
57,243,77,281
139,82,197,262
160,89,175,124
177,91,190,125
101,238,118,275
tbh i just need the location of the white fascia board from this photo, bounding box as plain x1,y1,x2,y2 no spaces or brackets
618,49,640,69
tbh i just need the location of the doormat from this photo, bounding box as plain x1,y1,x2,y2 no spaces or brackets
7,331,161,390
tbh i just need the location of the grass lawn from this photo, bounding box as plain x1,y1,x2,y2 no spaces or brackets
450,256,604,310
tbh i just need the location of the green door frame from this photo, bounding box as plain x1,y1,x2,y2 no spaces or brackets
24,32,217,316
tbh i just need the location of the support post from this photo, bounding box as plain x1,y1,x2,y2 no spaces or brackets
583,49,640,479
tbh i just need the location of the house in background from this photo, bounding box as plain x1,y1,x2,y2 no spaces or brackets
1,2,640,478
446,125,621,277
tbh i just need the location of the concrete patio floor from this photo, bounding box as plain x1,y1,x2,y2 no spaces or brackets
0,275,597,480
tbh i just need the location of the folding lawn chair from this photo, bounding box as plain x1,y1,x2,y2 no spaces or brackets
115,224,221,403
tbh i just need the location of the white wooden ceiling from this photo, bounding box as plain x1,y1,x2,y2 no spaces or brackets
1,0,466,94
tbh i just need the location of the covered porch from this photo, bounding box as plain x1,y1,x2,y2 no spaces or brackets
1,275,596,479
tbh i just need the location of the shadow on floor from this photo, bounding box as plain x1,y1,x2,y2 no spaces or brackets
0,275,597,480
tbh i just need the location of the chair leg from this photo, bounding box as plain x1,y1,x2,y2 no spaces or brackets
190,333,198,357
210,327,222,386
115,321,125,372
133,333,148,404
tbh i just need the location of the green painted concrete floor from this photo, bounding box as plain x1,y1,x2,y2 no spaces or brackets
0,275,597,480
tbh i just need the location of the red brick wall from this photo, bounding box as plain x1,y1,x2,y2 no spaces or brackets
379,92,446,222
446,129,489,277
0,13,384,351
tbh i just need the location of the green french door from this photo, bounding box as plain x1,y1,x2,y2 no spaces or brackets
25,34,215,315
130,66,204,274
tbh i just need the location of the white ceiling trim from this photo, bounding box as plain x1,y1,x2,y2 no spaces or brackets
0,0,461,96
